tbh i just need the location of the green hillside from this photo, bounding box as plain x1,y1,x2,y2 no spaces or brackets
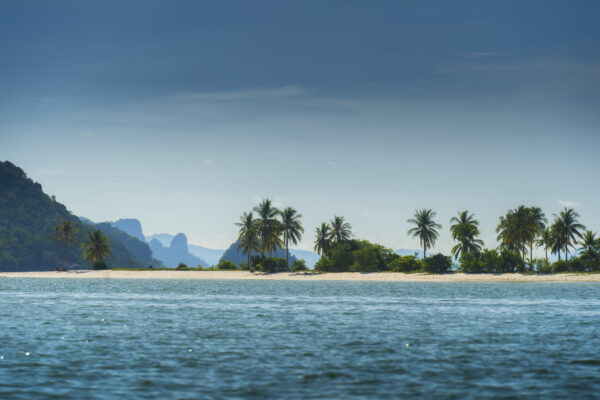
0,161,145,271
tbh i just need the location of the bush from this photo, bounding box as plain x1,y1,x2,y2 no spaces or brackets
238,261,249,271
216,260,237,270
314,240,396,273
533,259,552,273
176,263,189,270
500,250,525,273
551,260,570,273
92,260,108,270
255,257,288,273
291,259,308,272
422,253,452,273
389,255,421,272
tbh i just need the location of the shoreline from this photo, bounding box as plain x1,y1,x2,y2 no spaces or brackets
1,270,600,282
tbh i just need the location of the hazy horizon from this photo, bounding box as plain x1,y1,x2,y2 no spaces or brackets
2,1,599,254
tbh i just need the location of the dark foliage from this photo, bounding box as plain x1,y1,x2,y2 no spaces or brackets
0,161,144,271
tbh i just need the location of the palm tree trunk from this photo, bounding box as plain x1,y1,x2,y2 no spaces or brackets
530,243,533,265
248,251,251,273
545,248,548,261
55,241,59,271
63,240,68,270
423,245,426,259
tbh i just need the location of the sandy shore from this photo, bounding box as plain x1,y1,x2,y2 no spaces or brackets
1,270,600,282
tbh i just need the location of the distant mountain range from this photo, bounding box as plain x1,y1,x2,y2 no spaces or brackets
110,220,208,268
146,233,224,266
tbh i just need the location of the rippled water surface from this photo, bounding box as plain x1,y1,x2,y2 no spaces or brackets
1,279,599,399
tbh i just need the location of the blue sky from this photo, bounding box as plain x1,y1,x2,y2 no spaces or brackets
1,1,599,252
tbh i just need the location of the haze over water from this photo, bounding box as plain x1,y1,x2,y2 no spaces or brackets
1,279,599,399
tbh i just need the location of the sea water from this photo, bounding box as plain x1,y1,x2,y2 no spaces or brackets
0,278,599,399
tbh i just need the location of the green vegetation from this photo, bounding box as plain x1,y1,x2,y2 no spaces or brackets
407,209,441,259
253,256,289,273
0,161,153,271
83,229,111,264
231,198,304,272
216,259,237,270
291,259,308,272
450,211,483,258
92,260,108,270
226,200,599,274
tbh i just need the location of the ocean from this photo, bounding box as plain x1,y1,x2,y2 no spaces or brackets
1,278,599,399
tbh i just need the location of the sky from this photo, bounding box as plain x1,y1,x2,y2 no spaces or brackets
1,0,599,253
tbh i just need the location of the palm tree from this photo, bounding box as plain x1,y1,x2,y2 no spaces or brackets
330,216,352,243
579,230,600,262
449,210,484,258
61,220,78,271
280,207,304,269
527,207,546,263
236,212,260,272
314,223,332,256
407,209,441,259
550,222,566,261
83,229,111,263
553,208,585,260
535,228,552,261
47,222,63,271
496,206,537,259
253,199,282,256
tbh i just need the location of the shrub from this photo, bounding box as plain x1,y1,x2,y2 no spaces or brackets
551,260,570,273
176,263,189,270
533,259,552,273
92,260,108,270
389,255,421,272
291,259,308,272
500,250,525,273
459,251,485,273
216,260,237,270
238,261,249,271
255,257,288,273
314,240,396,273
422,253,452,273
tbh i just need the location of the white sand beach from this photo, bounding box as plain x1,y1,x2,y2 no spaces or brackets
1,270,600,282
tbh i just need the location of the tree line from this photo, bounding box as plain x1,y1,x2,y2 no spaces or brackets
234,199,600,273
48,219,112,270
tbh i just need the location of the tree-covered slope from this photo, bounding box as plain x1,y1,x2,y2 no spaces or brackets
0,161,144,271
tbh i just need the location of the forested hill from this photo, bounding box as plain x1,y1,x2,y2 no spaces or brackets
0,161,145,271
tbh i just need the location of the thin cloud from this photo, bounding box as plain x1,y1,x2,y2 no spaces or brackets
203,160,214,167
37,168,62,176
361,212,373,217
170,85,308,103
558,200,579,208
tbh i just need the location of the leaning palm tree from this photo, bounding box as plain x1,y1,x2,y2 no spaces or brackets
330,216,352,243
449,210,484,258
553,208,585,260
535,228,553,261
496,205,537,260
236,212,261,272
61,220,78,271
47,222,63,271
253,199,282,256
314,223,332,256
83,229,111,263
280,207,304,269
407,209,441,259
